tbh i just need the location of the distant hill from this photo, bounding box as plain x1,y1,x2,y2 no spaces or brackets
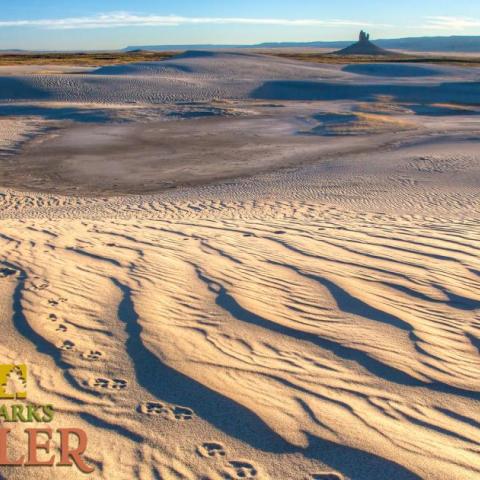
124,36,480,53
124,44,248,51
333,31,395,56
375,36,480,52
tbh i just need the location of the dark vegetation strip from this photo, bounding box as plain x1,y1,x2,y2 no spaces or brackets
268,52,480,66
0,50,178,66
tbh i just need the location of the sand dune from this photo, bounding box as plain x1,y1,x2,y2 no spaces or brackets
1,51,478,105
0,52,479,479
0,187,478,480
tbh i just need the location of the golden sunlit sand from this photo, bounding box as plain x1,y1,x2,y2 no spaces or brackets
0,51,479,480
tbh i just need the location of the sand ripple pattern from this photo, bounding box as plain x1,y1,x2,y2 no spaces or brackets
0,201,478,480
0,52,340,105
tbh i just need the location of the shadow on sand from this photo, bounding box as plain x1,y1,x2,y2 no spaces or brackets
305,435,422,480
112,278,421,479
0,104,115,123
0,77,51,101
251,80,480,105
343,64,441,78
112,278,294,454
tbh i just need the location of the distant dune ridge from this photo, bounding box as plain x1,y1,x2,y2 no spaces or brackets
125,34,480,53
1,50,479,106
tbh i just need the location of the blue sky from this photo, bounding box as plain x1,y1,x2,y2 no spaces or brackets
1,1,479,50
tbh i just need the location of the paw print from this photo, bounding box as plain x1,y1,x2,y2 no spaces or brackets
59,340,75,351
48,297,67,306
138,402,194,420
93,377,110,388
56,324,67,332
197,442,226,459
224,460,258,479
139,402,170,416
111,379,127,390
82,350,103,361
92,378,127,390
28,278,49,290
172,405,194,420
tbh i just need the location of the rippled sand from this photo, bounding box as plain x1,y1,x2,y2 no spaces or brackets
0,52,479,480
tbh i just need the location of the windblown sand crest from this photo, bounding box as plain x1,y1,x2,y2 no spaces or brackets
0,52,479,480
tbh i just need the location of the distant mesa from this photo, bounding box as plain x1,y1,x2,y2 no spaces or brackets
333,31,396,56
360,30,370,42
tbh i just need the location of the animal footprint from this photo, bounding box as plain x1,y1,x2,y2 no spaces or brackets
48,297,67,306
28,278,49,290
139,401,170,416
311,474,344,480
111,379,127,390
49,313,58,322
0,267,18,278
92,378,109,389
59,340,75,351
138,402,194,421
172,405,194,420
56,324,67,332
197,442,226,458
82,350,103,361
92,378,127,390
224,460,258,479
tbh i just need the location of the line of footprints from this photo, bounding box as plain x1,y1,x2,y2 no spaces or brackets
39,290,104,361
45,293,195,420
44,286,343,480
196,441,343,480
197,441,260,480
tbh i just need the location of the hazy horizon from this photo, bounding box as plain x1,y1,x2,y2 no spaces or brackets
1,0,480,50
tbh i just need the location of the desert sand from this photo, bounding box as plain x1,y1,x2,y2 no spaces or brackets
0,51,479,480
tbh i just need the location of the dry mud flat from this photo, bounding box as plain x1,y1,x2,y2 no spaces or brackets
1,52,480,195
0,52,479,480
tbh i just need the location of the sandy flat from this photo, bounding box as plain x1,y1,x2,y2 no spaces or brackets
0,52,479,480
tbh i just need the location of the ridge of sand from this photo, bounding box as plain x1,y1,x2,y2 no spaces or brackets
0,150,479,480
0,52,479,480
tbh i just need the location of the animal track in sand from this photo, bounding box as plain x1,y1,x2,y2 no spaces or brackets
223,460,258,479
92,377,127,390
59,340,75,351
311,473,344,480
138,401,194,421
48,313,58,322
197,442,227,459
56,324,67,332
171,405,194,420
82,350,103,361
27,277,49,291
138,401,169,416
0,267,18,278
48,297,67,306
